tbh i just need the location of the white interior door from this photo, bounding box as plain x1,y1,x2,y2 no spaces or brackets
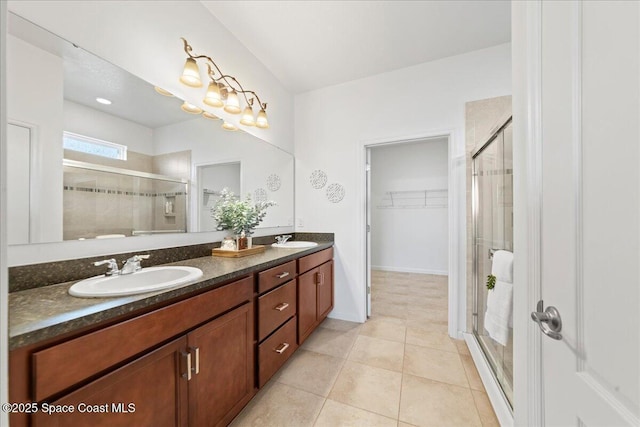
536,1,639,425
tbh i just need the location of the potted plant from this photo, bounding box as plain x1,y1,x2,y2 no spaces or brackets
211,188,276,250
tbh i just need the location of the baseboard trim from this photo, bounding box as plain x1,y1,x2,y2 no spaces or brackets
463,333,514,427
371,265,448,276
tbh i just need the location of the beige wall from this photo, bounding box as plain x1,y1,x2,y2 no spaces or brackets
465,95,512,332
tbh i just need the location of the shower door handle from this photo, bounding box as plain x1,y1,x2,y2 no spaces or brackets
531,300,563,340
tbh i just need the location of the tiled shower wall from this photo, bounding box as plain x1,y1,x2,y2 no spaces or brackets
464,96,512,333
62,150,190,240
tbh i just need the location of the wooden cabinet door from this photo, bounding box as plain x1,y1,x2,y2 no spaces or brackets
316,260,334,320
297,268,318,343
32,337,188,427
188,302,254,427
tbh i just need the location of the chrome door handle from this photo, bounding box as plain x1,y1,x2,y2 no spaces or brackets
531,300,562,340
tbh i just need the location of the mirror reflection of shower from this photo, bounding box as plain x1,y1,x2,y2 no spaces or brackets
472,117,514,407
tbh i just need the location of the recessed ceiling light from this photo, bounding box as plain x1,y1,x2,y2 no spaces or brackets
96,97,112,105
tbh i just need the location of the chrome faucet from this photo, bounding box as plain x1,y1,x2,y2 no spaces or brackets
120,254,150,275
93,258,119,276
275,235,292,245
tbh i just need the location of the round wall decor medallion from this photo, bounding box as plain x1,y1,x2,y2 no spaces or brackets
310,170,328,189
254,188,268,202
266,174,281,191
326,183,345,203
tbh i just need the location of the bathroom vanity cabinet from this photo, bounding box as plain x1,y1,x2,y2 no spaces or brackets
297,248,334,344
30,276,254,427
9,245,334,427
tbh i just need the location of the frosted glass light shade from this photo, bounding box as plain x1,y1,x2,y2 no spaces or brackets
240,106,255,126
224,90,241,114
154,86,174,96
222,121,238,131
256,108,269,129
202,111,220,120
181,101,202,114
180,58,202,87
203,82,223,107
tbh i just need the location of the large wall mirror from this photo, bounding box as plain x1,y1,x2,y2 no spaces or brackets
6,12,294,246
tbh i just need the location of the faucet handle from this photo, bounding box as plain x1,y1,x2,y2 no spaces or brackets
123,254,150,268
125,254,150,263
93,258,119,276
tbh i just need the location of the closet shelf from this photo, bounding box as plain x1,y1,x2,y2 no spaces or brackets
377,189,448,209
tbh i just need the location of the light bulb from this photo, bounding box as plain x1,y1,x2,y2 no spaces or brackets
256,108,269,129
240,105,256,126
179,58,202,87
203,81,223,107
181,101,202,114
224,90,241,114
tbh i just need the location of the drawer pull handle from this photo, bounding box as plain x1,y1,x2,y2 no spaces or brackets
276,272,290,279
275,343,290,354
275,302,289,311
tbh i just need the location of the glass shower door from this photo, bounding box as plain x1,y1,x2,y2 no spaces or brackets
472,119,513,407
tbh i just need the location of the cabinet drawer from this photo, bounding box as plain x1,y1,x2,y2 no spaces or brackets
32,276,253,401
258,260,297,293
258,317,297,387
298,247,333,274
258,280,297,341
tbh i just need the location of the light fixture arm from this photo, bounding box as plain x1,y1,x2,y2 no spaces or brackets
181,37,267,111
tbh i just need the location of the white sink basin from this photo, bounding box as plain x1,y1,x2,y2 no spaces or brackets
272,241,318,249
69,266,203,298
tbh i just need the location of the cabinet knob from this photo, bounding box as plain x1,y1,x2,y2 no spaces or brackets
274,343,290,354
274,302,289,312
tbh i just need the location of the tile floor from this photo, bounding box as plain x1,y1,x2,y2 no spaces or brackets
231,270,500,427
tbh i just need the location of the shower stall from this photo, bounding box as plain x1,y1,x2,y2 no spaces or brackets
471,117,514,408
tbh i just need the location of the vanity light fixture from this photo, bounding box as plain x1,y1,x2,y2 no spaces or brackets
181,101,202,114
154,86,174,97
202,111,220,120
256,106,269,129
180,57,203,87
240,99,256,127
179,37,269,130
222,121,238,131
96,97,112,105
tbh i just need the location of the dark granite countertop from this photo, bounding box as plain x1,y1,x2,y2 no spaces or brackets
9,242,333,350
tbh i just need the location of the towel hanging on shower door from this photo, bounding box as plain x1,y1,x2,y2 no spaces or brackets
484,250,514,346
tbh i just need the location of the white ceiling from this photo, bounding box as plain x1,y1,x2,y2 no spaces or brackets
202,0,511,94
9,12,191,129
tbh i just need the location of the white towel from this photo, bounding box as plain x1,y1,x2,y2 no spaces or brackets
484,280,513,346
491,250,513,283
485,250,514,346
